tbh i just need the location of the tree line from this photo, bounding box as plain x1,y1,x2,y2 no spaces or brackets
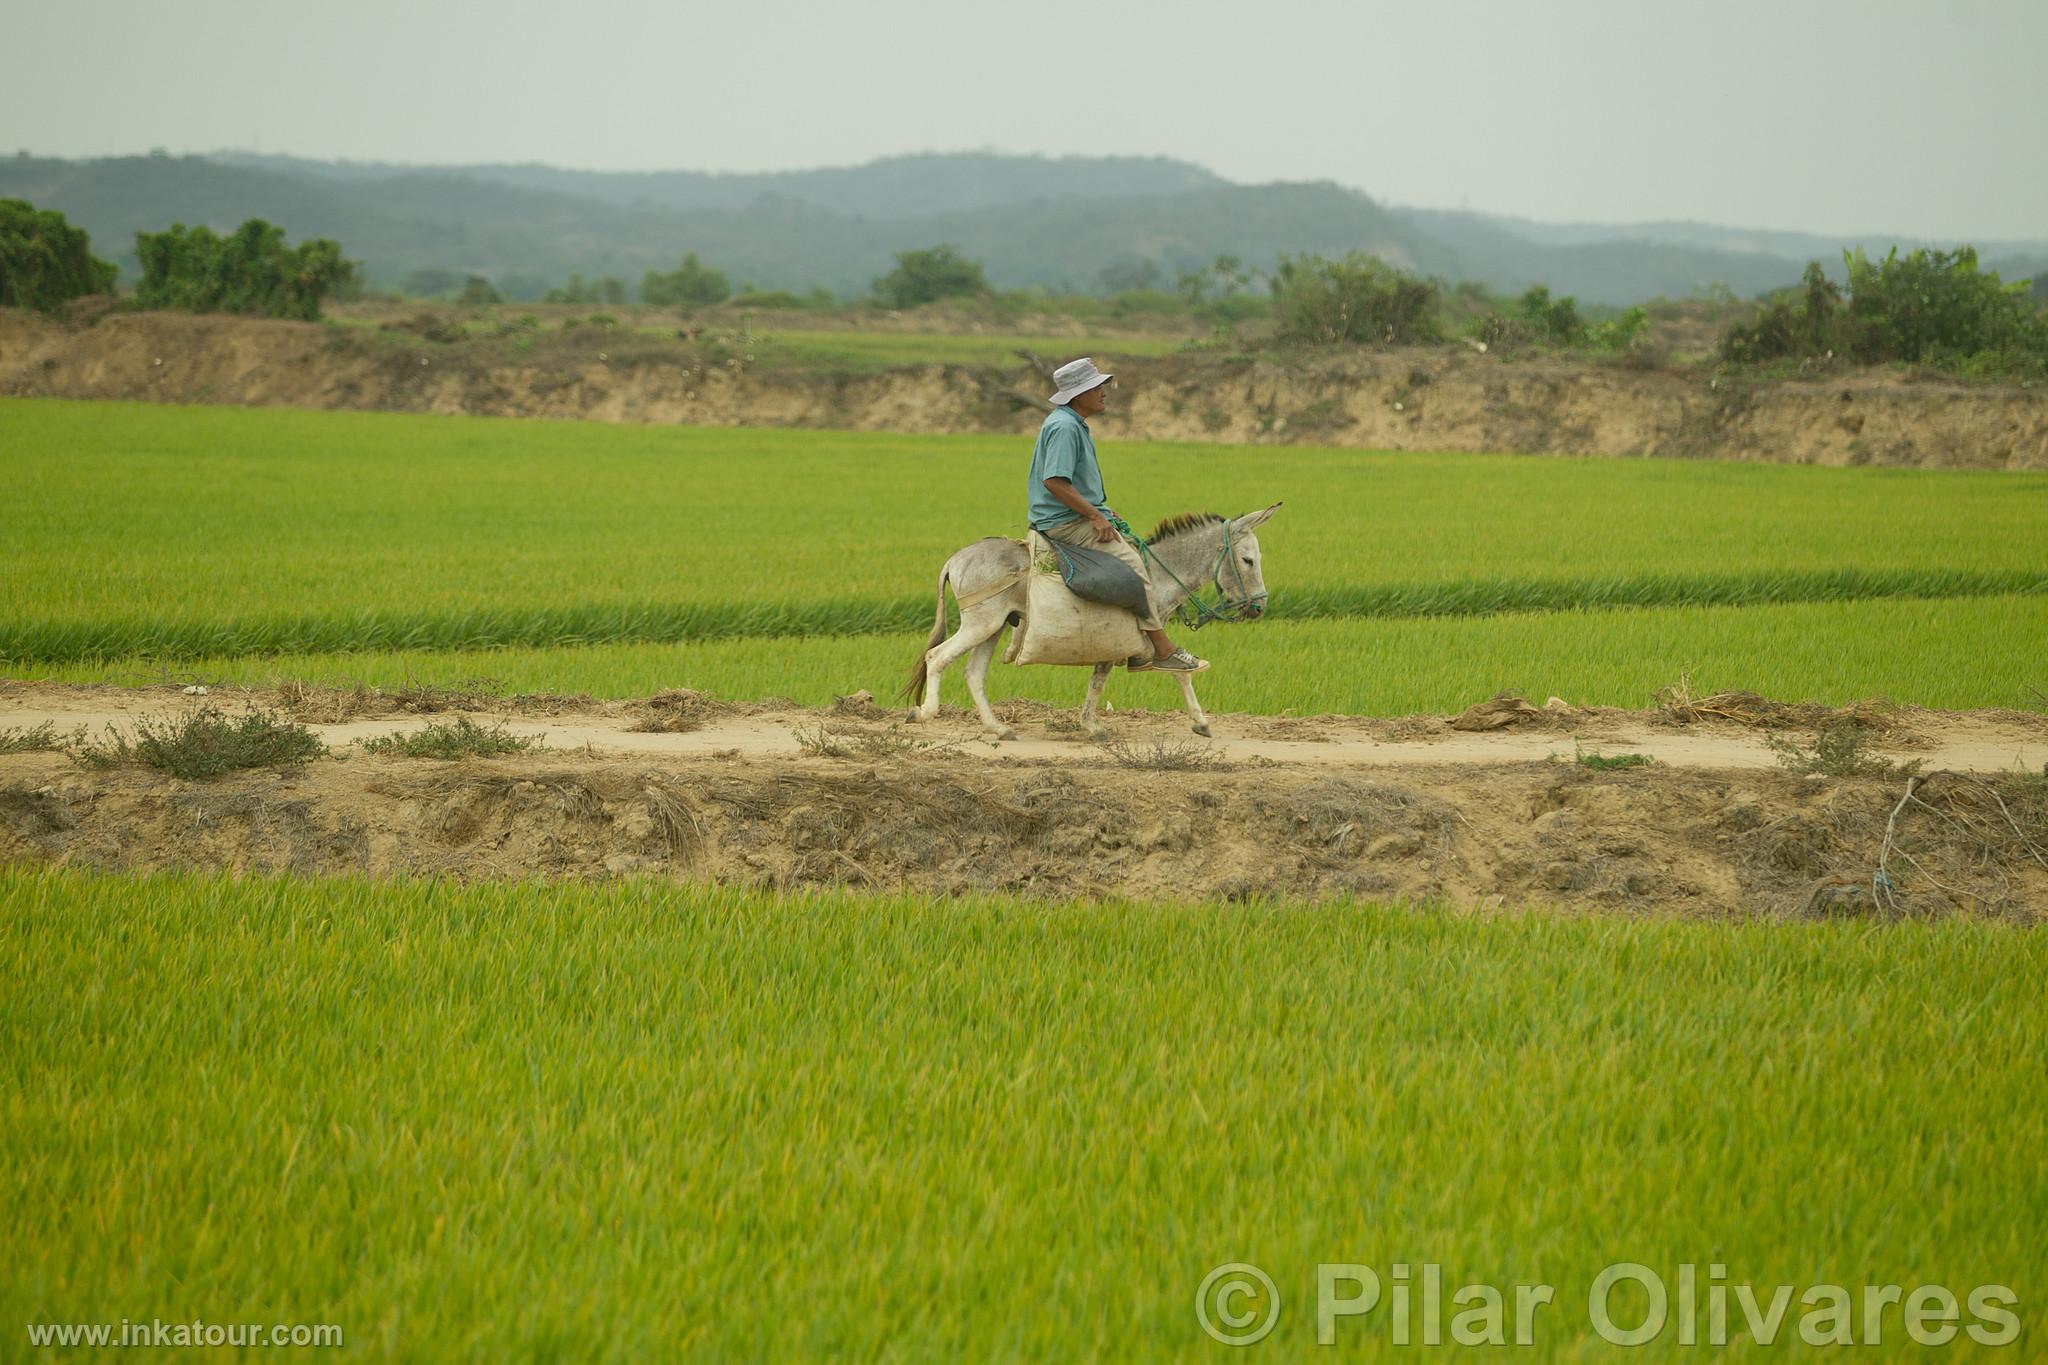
4,196,2042,377
1,199,355,319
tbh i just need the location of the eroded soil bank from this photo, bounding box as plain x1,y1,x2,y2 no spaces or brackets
4,309,2043,468
5,683,2043,916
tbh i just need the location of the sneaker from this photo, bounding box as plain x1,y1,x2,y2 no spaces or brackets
1147,648,1210,674
1125,655,1155,672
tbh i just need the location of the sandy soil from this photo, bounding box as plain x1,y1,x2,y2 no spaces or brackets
6,682,2043,916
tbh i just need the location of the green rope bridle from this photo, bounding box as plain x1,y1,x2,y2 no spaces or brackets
1107,514,1266,631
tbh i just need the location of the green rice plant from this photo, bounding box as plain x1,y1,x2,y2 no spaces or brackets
358,716,542,759
1575,742,1653,771
71,707,324,778
3,868,2042,1360
3,400,2043,663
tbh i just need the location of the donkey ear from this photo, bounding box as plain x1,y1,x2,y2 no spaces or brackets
1235,502,1282,532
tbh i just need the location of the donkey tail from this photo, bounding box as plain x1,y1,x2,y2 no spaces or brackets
899,566,951,704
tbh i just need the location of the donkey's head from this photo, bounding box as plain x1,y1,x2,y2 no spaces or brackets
1147,503,1283,622
1223,503,1282,619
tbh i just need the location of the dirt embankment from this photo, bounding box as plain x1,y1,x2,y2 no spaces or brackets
4,309,2044,468
5,683,2044,916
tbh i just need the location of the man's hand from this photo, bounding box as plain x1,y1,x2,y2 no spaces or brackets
1044,476,1121,542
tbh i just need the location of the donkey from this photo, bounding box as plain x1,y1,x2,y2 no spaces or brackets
901,504,1281,740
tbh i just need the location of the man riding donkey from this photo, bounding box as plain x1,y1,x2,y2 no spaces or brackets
902,353,1281,740
1029,357,1208,674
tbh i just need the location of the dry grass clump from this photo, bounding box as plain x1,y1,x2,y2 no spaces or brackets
1449,693,1574,731
792,723,959,760
629,688,723,733
277,676,508,721
1102,737,1230,771
1656,675,1904,734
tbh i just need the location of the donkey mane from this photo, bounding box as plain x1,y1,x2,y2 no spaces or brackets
1148,511,1224,543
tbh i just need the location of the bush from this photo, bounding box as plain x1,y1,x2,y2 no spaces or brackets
873,245,988,308
1516,285,1583,345
1271,253,1439,345
74,707,324,779
0,199,118,310
458,275,502,305
1721,248,2048,376
135,219,357,321
1586,305,1649,351
361,716,541,759
545,274,627,305
642,252,730,307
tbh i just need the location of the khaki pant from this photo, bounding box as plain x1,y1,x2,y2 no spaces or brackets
1036,517,1163,631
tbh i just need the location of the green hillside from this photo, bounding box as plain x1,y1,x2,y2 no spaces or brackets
7,149,2035,305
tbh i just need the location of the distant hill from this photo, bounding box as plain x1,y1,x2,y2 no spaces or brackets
1401,207,2048,295
0,152,1445,298
3,150,2039,306
1389,208,1806,303
205,150,1231,219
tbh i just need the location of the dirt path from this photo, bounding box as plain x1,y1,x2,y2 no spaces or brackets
6,683,2045,916
5,682,2045,773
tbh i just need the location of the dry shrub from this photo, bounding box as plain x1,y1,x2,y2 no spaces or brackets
1764,719,1922,779
0,722,66,754
1740,767,2047,918
276,677,524,721
630,688,720,734
1450,693,1570,731
1656,676,1904,735
1102,737,1229,771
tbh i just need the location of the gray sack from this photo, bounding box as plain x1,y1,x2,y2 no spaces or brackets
1047,537,1153,618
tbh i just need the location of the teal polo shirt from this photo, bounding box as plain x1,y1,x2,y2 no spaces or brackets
1026,405,1106,529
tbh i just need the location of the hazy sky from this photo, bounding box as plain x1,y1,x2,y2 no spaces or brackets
8,0,2045,239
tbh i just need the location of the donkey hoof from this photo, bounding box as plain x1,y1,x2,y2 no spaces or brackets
1192,723,1212,738
904,708,918,724
1085,727,1108,742
986,726,1016,742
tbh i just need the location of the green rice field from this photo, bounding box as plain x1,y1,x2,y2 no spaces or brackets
5,867,2042,1359
44,594,2048,716
7,393,2046,1359
3,398,2045,714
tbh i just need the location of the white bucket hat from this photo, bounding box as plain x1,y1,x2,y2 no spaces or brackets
1048,357,1113,405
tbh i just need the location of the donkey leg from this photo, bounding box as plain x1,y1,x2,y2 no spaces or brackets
1177,672,1212,738
963,632,1013,739
916,611,1004,723
1079,663,1112,740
